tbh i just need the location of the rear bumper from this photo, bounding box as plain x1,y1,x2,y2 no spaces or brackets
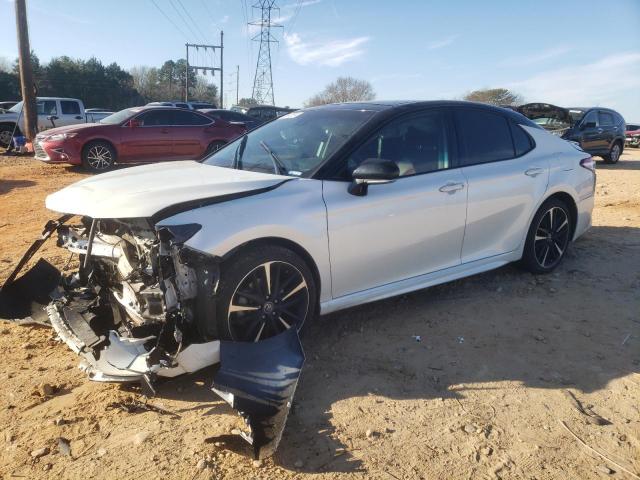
573,194,594,241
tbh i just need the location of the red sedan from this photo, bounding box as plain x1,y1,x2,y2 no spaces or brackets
33,106,246,172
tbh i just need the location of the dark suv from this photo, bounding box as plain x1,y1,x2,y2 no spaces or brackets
518,103,626,164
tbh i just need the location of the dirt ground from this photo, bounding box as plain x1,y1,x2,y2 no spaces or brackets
0,151,638,480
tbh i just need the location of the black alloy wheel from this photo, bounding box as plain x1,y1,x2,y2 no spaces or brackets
521,198,572,274
215,245,317,342
533,206,570,269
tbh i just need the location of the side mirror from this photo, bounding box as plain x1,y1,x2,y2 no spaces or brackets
348,158,399,196
129,119,142,128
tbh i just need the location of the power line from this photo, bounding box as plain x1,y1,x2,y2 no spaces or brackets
149,0,189,40
176,0,208,41
168,0,204,42
200,0,217,25
287,0,303,33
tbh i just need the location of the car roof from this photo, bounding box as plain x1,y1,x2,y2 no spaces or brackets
304,100,539,125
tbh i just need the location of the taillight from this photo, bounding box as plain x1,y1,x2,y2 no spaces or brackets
580,156,595,172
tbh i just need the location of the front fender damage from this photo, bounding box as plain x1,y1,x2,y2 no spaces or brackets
0,216,306,459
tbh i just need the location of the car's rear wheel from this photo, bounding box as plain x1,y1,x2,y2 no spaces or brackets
216,245,317,342
82,140,116,172
602,141,622,164
521,198,572,274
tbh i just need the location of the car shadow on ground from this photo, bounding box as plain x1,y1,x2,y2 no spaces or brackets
134,225,640,474
0,179,36,194
597,158,640,170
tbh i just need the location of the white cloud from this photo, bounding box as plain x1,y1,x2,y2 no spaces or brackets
371,73,423,83
500,46,573,67
507,52,640,112
281,0,322,9
284,32,370,67
427,35,459,50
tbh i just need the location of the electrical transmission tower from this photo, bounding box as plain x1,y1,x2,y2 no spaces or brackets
249,1,282,105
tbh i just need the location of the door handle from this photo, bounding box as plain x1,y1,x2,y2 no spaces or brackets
597,128,603,133
525,167,544,177
438,182,465,193
74,116,83,120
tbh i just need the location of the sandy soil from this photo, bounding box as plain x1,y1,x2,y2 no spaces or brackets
0,152,638,480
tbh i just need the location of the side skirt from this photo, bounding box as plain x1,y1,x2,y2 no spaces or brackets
320,250,521,315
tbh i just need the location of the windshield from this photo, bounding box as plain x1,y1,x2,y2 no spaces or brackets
8,102,23,112
203,108,375,177
99,108,137,125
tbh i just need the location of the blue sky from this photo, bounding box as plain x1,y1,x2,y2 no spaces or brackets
1,0,639,119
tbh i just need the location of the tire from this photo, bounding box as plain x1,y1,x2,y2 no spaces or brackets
205,140,226,157
602,141,622,164
521,198,572,274
81,140,116,172
215,245,317,342
0,125,16,148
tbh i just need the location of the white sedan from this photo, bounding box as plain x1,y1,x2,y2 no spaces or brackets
0,100,595,458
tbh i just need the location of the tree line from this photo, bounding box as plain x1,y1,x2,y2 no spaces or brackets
0,54,219,110
0,53,522,111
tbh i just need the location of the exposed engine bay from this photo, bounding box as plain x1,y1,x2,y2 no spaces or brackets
0,215,304,459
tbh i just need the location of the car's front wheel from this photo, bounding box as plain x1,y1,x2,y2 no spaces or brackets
82,140,116,172
521,198,572,274
216,245,317,342
602,141,622,164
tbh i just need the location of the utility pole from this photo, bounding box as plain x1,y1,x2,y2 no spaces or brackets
250,1,282,105
220,30,223,108
185,45,189,101
184,32,223,105
14,0,37,141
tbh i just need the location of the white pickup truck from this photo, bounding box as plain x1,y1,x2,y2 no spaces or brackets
0,97,113,147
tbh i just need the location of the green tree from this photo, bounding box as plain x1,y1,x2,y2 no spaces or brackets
305,77,375,107
463,88,523,106
238,97,258,107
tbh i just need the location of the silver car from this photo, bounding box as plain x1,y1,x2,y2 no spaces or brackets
0,100,595,458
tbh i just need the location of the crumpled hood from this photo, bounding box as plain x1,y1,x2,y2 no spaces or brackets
46,161,292,219
517,103,572,125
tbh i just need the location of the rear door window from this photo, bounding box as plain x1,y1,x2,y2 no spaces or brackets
456,109,515,165
599,112,614,127
172,110,211,126
60,101,81,115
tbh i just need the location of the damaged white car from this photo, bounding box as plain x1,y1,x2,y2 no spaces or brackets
0,101,595,458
